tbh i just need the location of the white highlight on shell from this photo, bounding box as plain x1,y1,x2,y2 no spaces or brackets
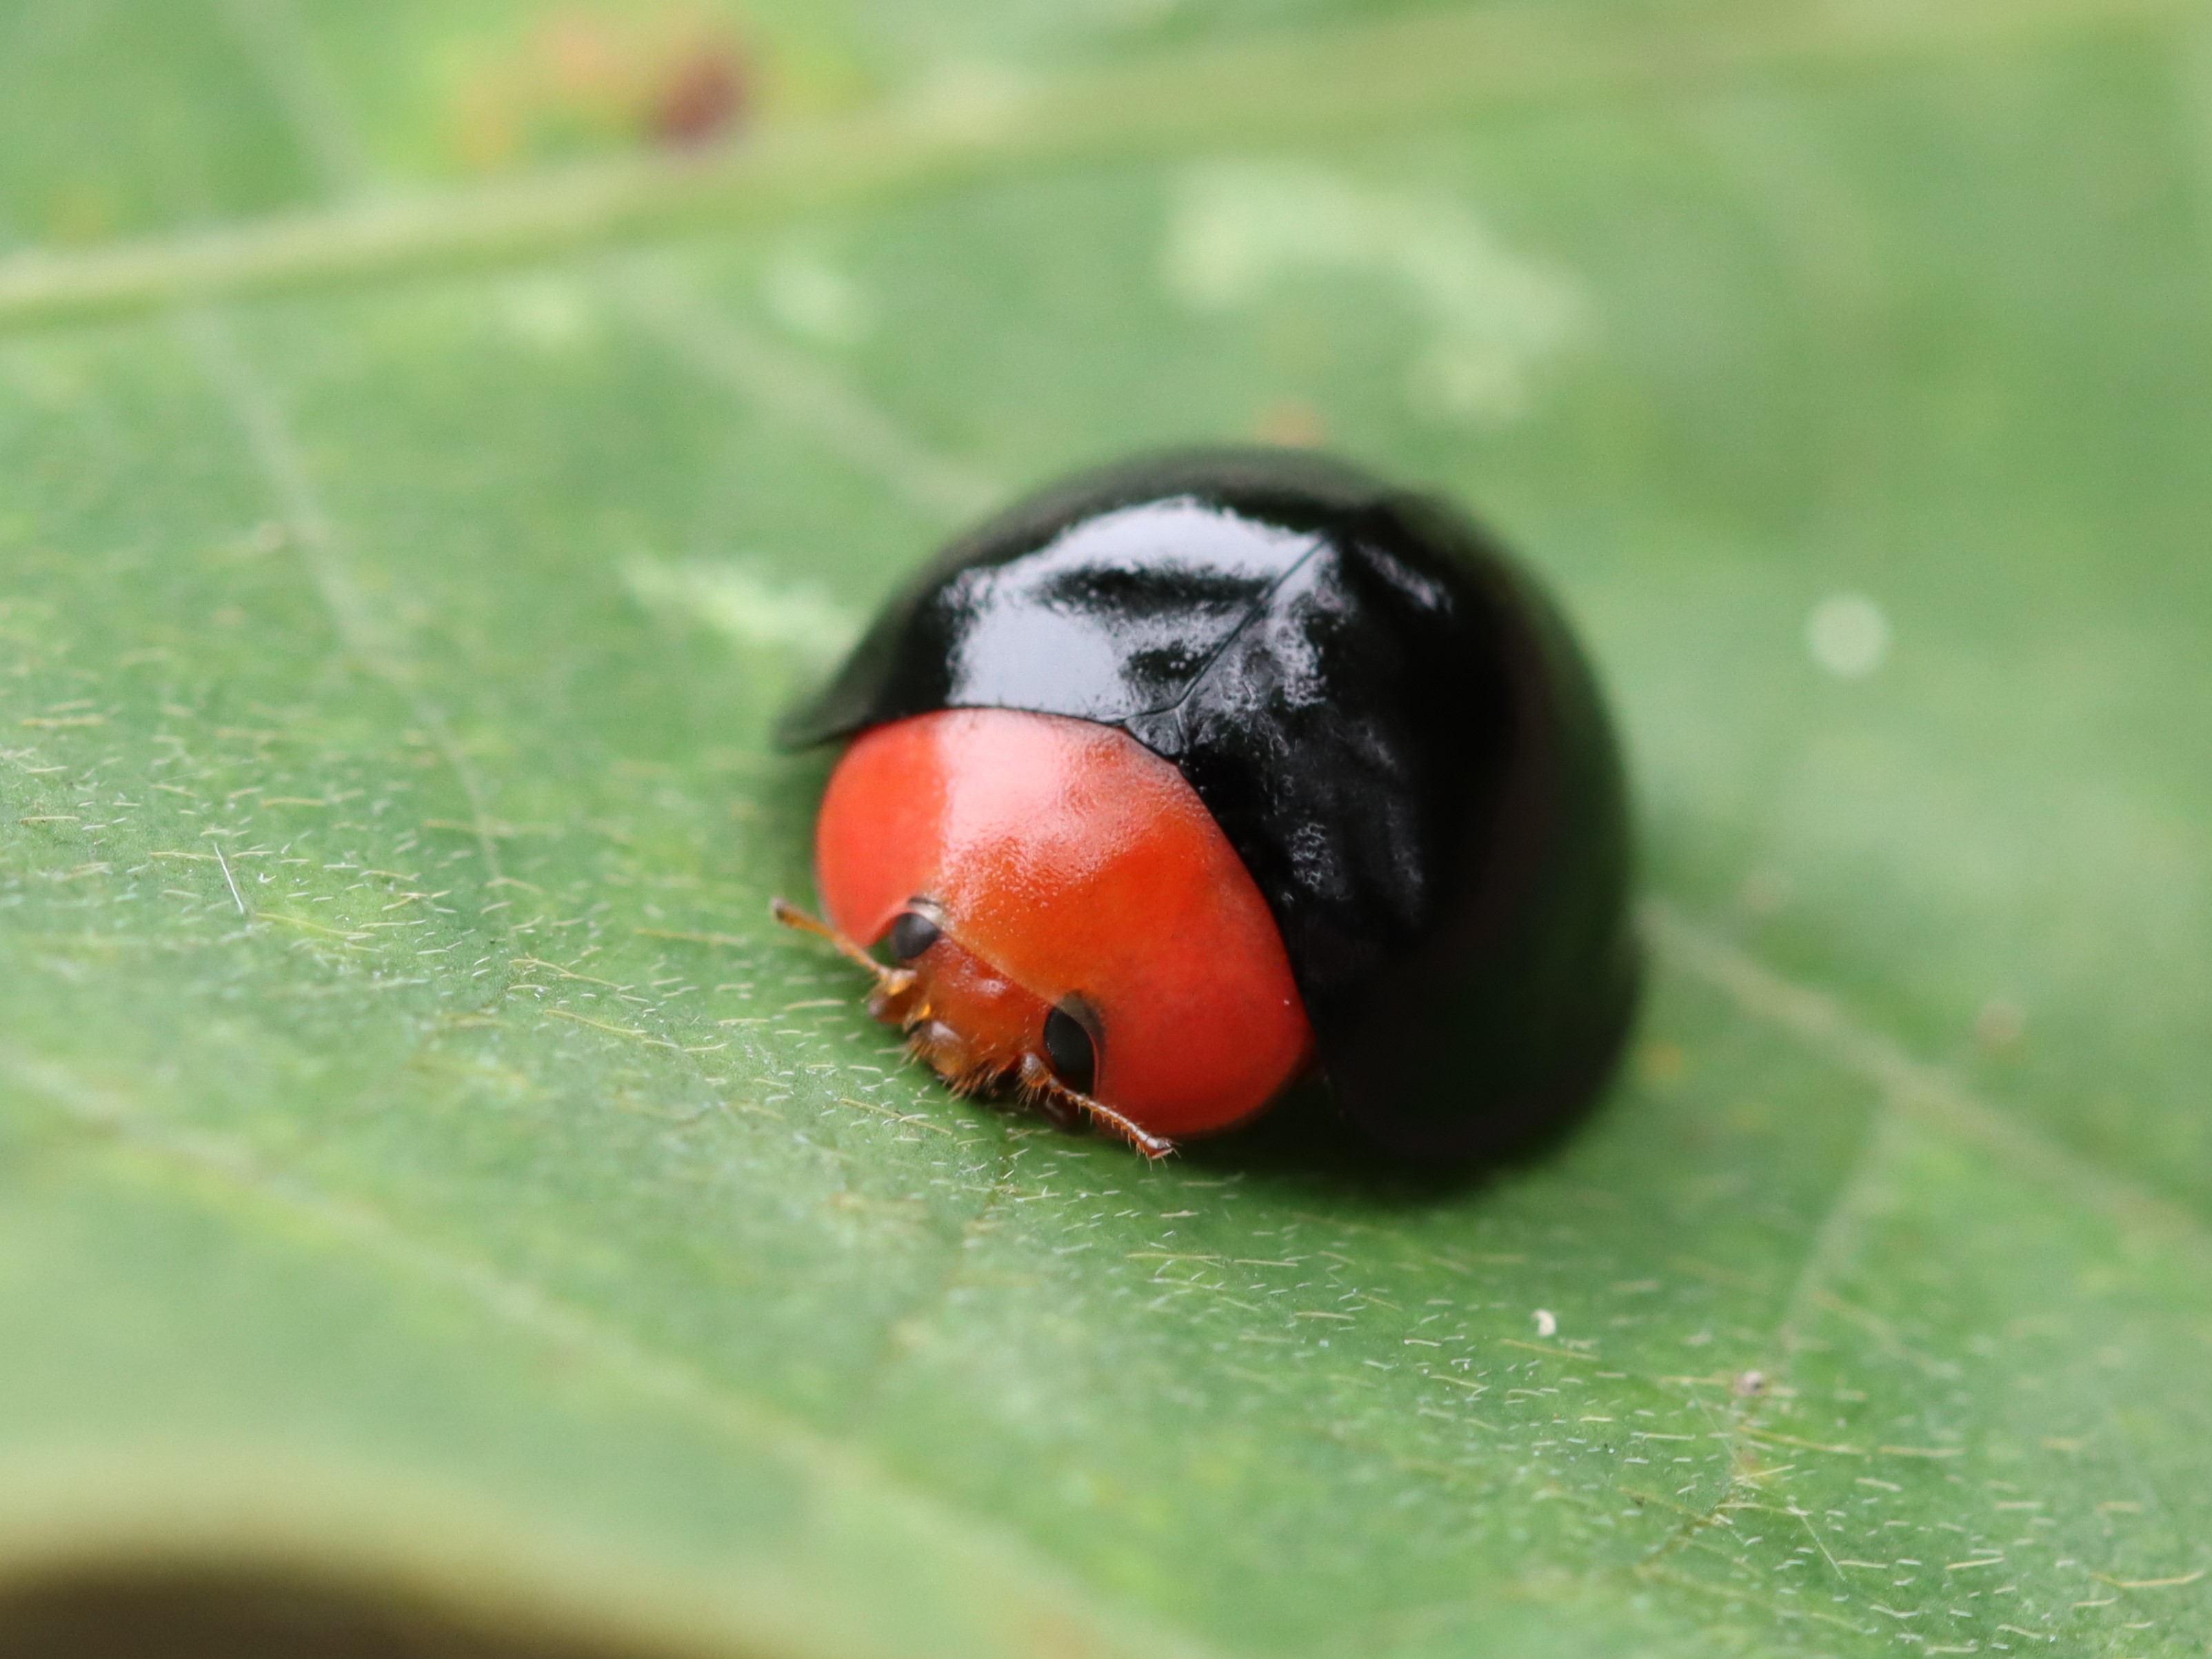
1160,161,1585,425
623,554,858,666
1806,592,1890,679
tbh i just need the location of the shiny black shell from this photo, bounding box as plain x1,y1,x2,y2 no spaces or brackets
779,448,1638,1159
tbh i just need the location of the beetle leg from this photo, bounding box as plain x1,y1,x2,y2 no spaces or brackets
903,1018,1005,1099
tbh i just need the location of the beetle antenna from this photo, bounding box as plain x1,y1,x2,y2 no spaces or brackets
1074,1091,1178,1161
1023,1060,1176,1161
770,896,898,986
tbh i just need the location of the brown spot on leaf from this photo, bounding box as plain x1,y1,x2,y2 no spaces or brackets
651,43,748,148
441,9,752,171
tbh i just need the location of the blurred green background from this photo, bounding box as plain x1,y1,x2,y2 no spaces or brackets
0,1,2207,1655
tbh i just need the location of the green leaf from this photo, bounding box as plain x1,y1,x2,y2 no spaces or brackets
2,2,2208,1655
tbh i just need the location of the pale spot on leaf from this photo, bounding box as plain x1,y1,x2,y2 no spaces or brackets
761,248,878,347
1807,592,1890,678
622,554,858,667
1160,161,1584,425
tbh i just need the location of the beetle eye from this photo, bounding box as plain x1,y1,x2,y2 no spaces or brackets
1042,1003,1096,1096
888,910,941,963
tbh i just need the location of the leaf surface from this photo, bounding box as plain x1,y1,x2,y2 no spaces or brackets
1,3,2207,1655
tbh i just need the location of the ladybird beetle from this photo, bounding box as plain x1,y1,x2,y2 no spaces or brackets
774,448,1638,1162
